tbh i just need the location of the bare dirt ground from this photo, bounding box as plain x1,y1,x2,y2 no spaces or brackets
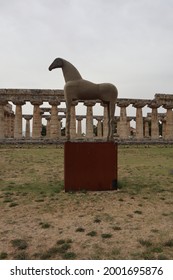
0,145,173,260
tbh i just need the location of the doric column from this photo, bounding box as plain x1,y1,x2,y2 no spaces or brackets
45,116,51,138
84,101,95,139
163,104,173,140
148,102,159,139
70,101,78,139
117,101,130,139
32,102,42,139
9,113,15,138
133,102,145,140
3,104,10,138
95,116,103,138
5,113,9,138
58,116,63,137
4,113,8,138
127,117,131,136
161,118,166,139
144,117,150,138
76,116,83,138
49,101,60,139
24,116,32,139
14,102,25,139
0,102,7,139
6,114,13,138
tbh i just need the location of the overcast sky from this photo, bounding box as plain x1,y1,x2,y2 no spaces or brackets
1,0,173,103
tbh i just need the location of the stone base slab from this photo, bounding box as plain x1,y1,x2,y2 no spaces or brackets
64,141,118,192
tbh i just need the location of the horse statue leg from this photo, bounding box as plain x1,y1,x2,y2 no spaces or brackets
65,99,71,141
107,101,115,141
107,103,111,141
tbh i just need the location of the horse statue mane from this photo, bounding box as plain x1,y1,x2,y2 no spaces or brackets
49,57,118,141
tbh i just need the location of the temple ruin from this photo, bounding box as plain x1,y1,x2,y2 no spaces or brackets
0,89,173,142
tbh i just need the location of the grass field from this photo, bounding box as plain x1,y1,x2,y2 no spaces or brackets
0,144,173,260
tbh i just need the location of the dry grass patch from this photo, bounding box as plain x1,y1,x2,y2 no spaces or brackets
0,144,173,259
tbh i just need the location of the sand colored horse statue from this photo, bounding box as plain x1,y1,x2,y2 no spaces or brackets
49,58,118,140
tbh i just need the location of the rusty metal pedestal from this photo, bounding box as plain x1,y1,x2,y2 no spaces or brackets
64,142,117,192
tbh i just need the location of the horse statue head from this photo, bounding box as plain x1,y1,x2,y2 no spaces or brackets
49,58,63,71
49,57,82,82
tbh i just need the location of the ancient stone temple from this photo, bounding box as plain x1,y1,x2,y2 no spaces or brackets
0,89,173,141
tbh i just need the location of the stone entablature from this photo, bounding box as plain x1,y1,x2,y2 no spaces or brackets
0,89,173,140
0,89,64,103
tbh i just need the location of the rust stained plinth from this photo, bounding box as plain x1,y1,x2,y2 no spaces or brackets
64,142,118,192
